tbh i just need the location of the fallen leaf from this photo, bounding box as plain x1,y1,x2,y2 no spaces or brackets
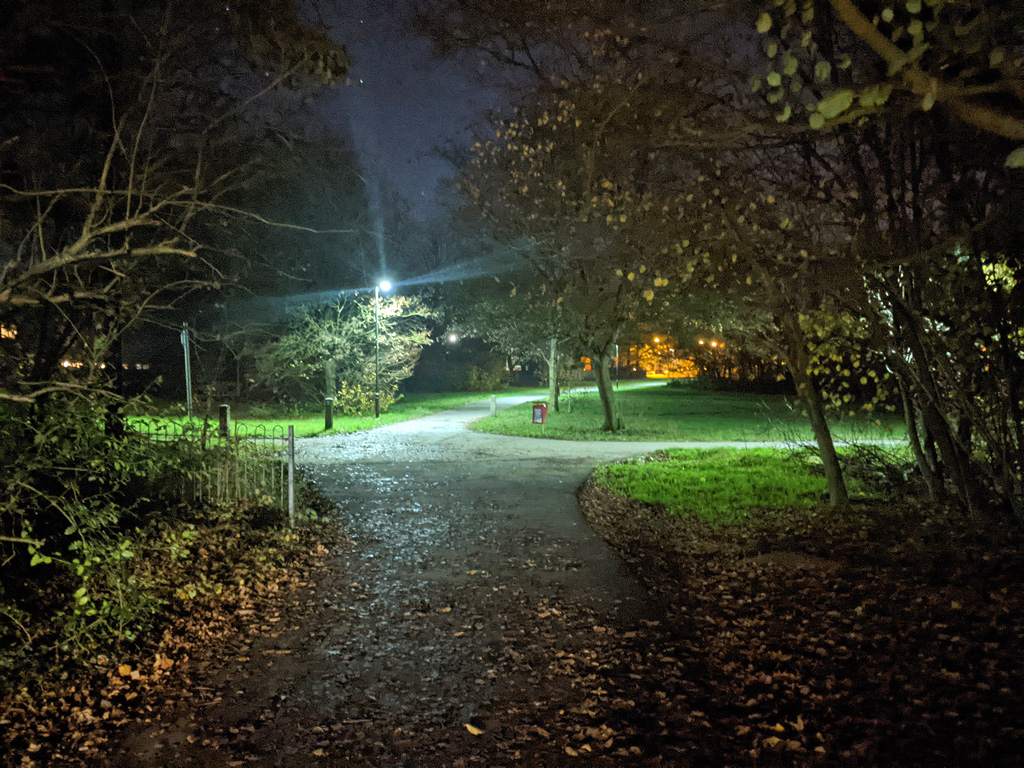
465,723,484,736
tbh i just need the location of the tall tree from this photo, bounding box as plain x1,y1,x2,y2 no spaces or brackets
0,0,349,407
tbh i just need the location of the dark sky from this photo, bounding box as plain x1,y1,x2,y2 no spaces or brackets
316,0,496,221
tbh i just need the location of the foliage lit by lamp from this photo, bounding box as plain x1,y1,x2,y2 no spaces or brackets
374,279,392,418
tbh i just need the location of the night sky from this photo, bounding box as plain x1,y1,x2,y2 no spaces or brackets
316,0,497,221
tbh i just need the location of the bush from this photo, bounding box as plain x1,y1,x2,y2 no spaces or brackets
466,361,509,392
0,391,311,688
0,397,199,658
334,381,400,415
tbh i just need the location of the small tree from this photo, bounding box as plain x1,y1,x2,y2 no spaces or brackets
253,294,435,413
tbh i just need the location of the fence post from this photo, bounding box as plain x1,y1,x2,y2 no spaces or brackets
490,395,497,417
324,397,334,430
219,404,231,438
287,425,295,525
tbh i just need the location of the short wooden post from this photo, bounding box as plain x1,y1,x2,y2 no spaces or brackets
218,404,231,438
324,397,334,430
489,395,497,417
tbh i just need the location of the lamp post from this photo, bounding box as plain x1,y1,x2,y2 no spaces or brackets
374,279,392,418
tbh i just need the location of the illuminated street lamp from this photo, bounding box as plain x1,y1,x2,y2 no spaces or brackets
374,279,392,418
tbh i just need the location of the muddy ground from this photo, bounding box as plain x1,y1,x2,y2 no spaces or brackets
4,396,1023,767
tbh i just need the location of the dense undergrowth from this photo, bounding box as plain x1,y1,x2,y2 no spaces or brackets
0,394,333,700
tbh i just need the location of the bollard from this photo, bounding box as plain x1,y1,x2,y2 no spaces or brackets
489,394,497,417
324,397,334,430
218,404,231,437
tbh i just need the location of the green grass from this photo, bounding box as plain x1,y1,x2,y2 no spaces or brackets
132,390,529,437
474,380,905,443
593,448,841,524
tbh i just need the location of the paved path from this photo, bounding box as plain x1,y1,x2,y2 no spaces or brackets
113,394,857,766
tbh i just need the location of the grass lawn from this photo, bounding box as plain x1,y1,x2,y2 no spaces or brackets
130,390,529,437
592,447,856,524
475,380,905,443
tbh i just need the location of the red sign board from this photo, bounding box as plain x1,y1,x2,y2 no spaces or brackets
532,402,547,424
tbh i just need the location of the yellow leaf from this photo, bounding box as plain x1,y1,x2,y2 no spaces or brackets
643,289,655,302
757,12,772,33
565,746,579,756
764,736,782,748
118,664,132,677
773,723,785,732
465,724,484,736
627,272,635,281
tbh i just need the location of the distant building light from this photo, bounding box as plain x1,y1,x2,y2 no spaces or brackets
698,339,705,345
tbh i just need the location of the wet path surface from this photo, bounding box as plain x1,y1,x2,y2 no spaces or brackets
114,397,713,766
290,398,673,724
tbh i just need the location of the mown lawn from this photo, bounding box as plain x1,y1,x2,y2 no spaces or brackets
130,390,538,437
475,380,905,443
592,447,870,524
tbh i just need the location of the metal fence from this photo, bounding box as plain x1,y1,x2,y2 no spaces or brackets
132,419,296,523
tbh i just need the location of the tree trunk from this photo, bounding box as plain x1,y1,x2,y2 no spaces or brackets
547,336,560,412
594,350,619,431
898,374,939,499
781,314,850,512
